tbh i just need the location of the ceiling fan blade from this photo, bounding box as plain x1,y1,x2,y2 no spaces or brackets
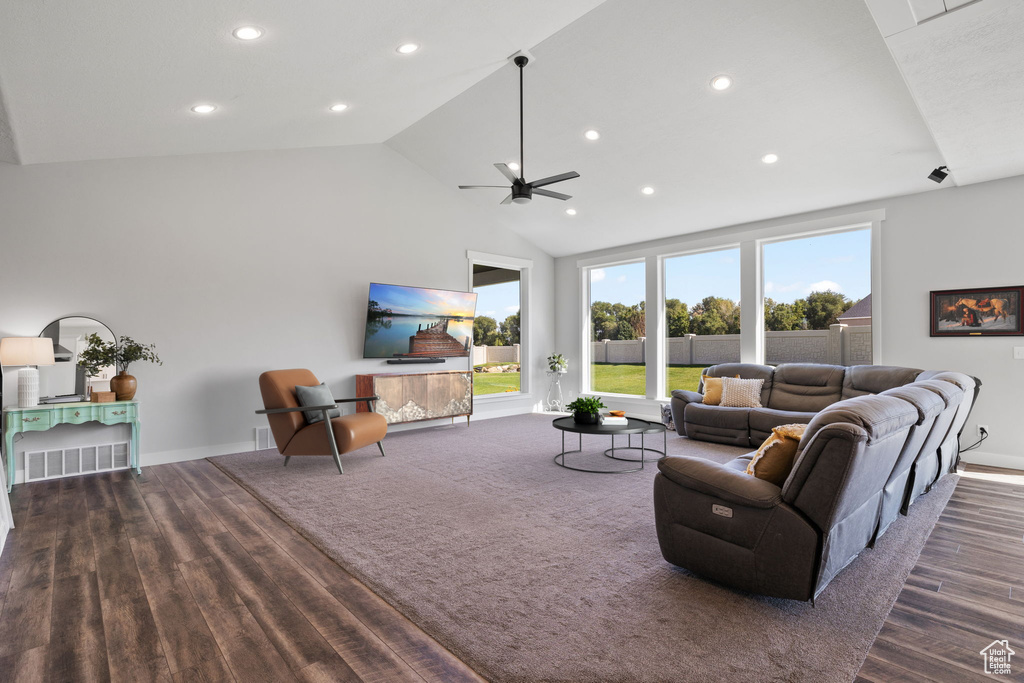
494,163,521,184
529,171,580,188
500,193,514,205
459,185,509,189
533,188,572,201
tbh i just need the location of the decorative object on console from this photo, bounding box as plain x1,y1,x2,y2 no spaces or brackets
90,391,115,403
0,337,56,408
80,333,162,400
566,396,605,425
929,285,1023,336
39,316,116,401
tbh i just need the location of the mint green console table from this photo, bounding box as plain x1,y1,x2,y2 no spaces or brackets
3,400,141,491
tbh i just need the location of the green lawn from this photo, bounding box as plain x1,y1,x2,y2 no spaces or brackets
590,363,706,396
473,367,521,395
473,364,705,397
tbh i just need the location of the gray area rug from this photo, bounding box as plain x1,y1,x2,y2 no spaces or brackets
212,413,956,683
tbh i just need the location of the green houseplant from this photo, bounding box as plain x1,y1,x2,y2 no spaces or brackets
79,333,162,400
547,353,568,374
566,395,605,425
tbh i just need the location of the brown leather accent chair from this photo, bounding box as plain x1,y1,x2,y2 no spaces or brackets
257,369,388,474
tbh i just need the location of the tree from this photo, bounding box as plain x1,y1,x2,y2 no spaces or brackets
591,301,616,340
765,298,806,331
804,290,853,330
691,296,730,335
616,319,636,340
499,312,520,346
665,299,690,336
473,316,500,346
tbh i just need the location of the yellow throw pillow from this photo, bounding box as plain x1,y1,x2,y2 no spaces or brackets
701,375,739,405
746,423,808,486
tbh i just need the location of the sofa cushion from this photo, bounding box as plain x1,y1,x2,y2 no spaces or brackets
768,363,845,412
702,376,728,405
683,403,751,447
800,393,920,446
879,385,944,425
746,424,807,486
749,407,817,443
720,377,764,408
841,364,922,399
702,363,774,407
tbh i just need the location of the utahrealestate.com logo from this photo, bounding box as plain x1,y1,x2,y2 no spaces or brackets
980,639,1015,675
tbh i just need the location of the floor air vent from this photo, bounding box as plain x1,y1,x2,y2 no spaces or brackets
25,441,130,482
255,426,273,450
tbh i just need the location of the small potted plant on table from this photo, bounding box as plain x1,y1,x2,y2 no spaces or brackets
80,333,162,400
566,396,605,425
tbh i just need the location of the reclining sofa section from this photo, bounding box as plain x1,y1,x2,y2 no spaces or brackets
657,363,981,601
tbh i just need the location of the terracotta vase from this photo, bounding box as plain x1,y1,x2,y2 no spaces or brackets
110,371,138,400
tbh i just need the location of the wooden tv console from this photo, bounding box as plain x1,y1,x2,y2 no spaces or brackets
356,371,473,425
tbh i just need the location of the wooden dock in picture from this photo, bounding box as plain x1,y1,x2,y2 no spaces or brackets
396,319,471,358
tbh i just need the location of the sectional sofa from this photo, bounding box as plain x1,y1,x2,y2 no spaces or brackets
656,363,979,601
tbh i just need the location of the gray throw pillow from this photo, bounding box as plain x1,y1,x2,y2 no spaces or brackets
295,383,340,424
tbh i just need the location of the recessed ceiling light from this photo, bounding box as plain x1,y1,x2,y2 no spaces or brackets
641,186,655,195
329,103,349,113
507,161,520,171
761,153,779,164
584,129,600,141
232,26,263,40
396,43,420,55
190,104,217,114
565,208,577,216
710,75,733,91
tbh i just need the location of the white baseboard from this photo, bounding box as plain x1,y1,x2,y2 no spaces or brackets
960,450,1024,472
143,441,257,466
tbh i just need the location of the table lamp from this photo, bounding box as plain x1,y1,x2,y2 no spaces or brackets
0,337,56,408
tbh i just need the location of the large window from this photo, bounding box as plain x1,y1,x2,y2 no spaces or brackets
472,265,522,395
588,262,646,396
663,248,741,394
762,229,871,366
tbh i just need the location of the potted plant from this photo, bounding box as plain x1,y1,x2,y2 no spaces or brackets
547,353,568,374
80,333,162,400
566,396,605,425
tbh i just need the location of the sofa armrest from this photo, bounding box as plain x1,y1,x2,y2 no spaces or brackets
657,456,782,508
671,389,704,405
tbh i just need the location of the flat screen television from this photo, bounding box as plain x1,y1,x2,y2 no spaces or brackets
363,283,478,359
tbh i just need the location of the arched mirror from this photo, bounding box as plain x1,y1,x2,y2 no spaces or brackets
37,316,116,401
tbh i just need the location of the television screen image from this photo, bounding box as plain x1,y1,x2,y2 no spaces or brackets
363,283,478,359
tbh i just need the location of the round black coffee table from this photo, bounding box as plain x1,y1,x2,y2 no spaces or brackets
552,416,667,473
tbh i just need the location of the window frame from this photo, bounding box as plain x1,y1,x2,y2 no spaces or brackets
467,250,532,400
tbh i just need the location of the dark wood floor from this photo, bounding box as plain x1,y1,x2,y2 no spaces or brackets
0,461,483,682
858,463,1024,682
0,460,1021,682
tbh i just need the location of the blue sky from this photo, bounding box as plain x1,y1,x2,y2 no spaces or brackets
473,280,520,321
590,229,871,307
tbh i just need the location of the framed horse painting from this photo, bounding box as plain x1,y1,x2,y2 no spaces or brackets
930,286,1024,336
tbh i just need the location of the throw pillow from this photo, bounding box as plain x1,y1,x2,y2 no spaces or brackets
746,423,808,486
720,377,764,408
295,383,341,424
700,375,738,405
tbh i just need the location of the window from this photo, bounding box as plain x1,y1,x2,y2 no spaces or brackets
663,248,741,394
762,229,871,366
587,261,646,396
472,266,521,395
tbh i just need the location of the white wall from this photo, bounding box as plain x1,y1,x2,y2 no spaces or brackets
555,174,1024,469
0,144,554,480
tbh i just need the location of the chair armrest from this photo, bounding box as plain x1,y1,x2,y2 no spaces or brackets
657,456,782,508
256,404,335,415
670,389,703,405
334,395,380,404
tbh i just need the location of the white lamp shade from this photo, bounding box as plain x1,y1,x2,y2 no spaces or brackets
0,337,56,367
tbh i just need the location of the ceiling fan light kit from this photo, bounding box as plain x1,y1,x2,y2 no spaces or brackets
458,54,579,205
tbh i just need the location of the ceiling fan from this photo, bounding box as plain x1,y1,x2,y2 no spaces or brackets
459,55,580,205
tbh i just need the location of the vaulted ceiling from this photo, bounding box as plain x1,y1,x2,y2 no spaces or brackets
2,0,1022,256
